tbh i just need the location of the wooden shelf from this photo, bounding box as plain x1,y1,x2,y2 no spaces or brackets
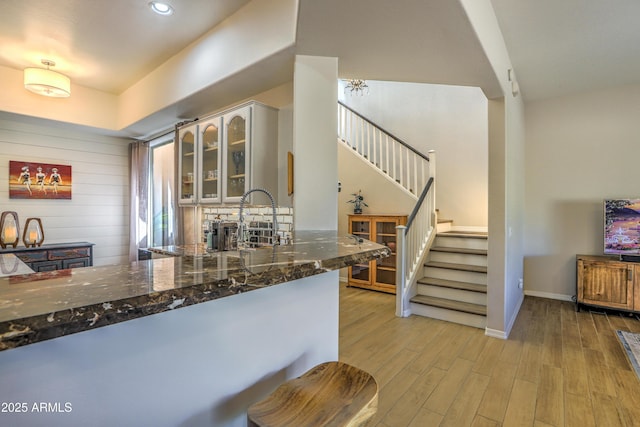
204,146,219,152
576,255,640,313
229,174,245,179
347,214,407,294
229,139,246,146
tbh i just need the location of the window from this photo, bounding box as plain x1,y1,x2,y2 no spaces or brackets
149,137,175,247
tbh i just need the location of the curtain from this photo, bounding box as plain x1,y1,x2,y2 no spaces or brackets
129,140,150,262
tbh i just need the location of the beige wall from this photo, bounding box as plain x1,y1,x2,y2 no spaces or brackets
524,83,640,299
0,113,130,266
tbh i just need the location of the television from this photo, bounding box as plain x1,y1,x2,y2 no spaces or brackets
604,199,640,257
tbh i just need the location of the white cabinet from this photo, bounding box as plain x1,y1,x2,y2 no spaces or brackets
178,124,197,205
222,106,249,203
198,117,222,204
177,101,278,206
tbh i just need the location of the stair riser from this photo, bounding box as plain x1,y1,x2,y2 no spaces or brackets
410,303,486,329
434,236,487,251
423,267,487,285
417,284,487,305
429,251,487,267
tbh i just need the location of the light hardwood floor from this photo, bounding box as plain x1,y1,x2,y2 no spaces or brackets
338,284,640,427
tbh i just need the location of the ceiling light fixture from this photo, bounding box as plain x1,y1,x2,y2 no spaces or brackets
344,79,369,96
149,1,174,15
24,59,71,98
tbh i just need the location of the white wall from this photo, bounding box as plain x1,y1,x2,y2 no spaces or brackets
524,83,640,299
461,0,526,338
293,56,338,230
338,80,488,227
337,143,415,236
0,113,130,266
246,82,294,208
0,272,339,427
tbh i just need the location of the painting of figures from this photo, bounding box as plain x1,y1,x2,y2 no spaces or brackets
9,160,72,199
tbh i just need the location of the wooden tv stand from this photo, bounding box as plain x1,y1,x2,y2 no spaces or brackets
576,255,640,313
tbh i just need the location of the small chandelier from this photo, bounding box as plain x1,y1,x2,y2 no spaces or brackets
344,79,369,96
24,59,71,98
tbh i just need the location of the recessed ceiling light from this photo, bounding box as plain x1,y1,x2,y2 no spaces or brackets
149,2,174,16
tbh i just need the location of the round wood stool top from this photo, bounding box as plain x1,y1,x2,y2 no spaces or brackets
247,361,378,427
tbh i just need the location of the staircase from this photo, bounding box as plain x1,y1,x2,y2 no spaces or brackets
337,101,489,327
410,231,488,328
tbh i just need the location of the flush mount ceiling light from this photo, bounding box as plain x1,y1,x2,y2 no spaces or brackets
24,59,71,98
344,79,369,96
149,1,174,15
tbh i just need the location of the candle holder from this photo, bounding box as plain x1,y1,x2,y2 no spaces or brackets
22,218,44,248
0,211,20,249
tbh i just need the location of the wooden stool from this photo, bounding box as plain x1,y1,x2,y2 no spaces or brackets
247,361,378,427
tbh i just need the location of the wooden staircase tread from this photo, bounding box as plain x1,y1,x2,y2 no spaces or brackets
437,218,453,224
438,231,488,239
431,246,487,255
417,277,487,293
424,261,487,273
410,295,487,316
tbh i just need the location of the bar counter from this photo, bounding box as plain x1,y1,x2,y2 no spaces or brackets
0,231,389,351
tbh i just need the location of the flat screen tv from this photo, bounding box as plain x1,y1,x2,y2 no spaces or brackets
604,199,640,256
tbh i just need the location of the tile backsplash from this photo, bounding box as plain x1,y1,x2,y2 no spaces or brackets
202,206,293,244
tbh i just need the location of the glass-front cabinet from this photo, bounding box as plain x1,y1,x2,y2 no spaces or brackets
349,219,371,283
177,101,278,206
198,118,222,203
347,214,407,294
222,106,249,203
178,124,197,205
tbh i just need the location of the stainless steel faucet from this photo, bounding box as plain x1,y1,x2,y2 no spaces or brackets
238,188,278,248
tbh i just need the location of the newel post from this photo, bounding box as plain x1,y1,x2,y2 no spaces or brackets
396,225,407,317
429,150,436,224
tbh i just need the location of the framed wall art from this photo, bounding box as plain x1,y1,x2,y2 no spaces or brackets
9,160,72,199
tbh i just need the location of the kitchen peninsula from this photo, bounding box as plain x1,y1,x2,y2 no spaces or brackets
0,232,389,427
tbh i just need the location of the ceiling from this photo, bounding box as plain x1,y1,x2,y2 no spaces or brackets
296,0,501,98
1,0,638,135
0,0,252,94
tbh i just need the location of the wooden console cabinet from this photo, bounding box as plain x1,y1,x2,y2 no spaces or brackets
348,214,407,294
576,255,640,312
3,242,94,272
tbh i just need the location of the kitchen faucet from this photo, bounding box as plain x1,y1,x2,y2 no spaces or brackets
238,188,278,248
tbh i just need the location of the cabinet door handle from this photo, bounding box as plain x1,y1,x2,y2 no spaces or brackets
629,268,633,281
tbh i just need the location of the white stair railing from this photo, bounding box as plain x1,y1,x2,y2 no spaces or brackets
338,102,430,195
396,152,436,317
336,102,436,318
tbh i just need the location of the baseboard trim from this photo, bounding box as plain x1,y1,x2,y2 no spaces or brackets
524,290,573,302
485,327,507,339
450,226,489,233
484,291,524,340
504,292,525,338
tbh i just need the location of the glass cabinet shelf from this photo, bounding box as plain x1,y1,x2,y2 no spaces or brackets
347,214,407,294
177,101,278,206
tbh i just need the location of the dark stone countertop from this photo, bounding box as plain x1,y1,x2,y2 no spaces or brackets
0,231,390,351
